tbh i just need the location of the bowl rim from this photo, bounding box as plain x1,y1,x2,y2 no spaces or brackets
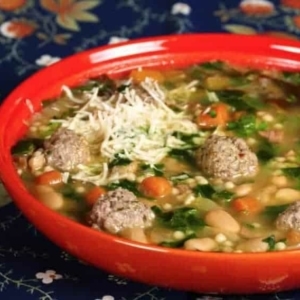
1,33,300,261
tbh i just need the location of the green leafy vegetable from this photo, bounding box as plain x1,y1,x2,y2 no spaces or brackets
262,205,289,219
160,233,197,248
230,76,250,87
199,61,224,71
216,90,265,111
227,114,267,137
107,179,140,195
168,148,195,165
72,75,116,95
172,131,202,146
11,139,43,155
262,235,276,251
282,167,300,178
286,94,298,104
109,153,132,168
208,109,217,118
193,184,215,199
117,84,130,93
193,184,234,202
152,206,205,232
213,190,234,202
282,72,300,85
257,140,277,162
140,163,164,176
61,184,84,202
39,122,61,138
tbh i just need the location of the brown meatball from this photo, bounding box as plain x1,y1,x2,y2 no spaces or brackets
44,128,90,171
195,135,258,181
88,188,155,234
276,201,300,231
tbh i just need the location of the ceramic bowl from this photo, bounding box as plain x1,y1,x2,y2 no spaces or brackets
1,34,300,294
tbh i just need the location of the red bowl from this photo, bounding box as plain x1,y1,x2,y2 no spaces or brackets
1,34,300,294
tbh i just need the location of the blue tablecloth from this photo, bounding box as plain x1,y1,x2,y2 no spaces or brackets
1,0,300,299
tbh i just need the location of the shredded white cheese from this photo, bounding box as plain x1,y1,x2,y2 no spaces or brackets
57,78,200,185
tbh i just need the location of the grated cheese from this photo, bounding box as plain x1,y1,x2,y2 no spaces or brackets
57,78,200,185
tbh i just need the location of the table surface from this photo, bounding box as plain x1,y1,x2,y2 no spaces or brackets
1,0,300,299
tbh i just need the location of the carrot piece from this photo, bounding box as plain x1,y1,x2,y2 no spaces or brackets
286,229,300,246
140,176,172,198
196,103,230,128
85,186,106,206
130,69,164,83
35,170,63,186
232,197,263,214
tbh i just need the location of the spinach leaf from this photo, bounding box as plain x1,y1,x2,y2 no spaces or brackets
160,233,197,248
140,163,164,176
213,190,234,202
216,90,246,110
152,206,205,232
262,235,276,251
227,114,267,137
262,204,289,219
193,184,234,202
286,94,298,104
199,61,224,71
193,184,215,199
282,167,300,178
72,75,116,96
216,90,265,111
11,139,43,155
172,131,202,146
257,140,277,162
230,76,250,87
282,72,300,85
117,84,130,93
168,148,195,165
61,184,84,202
39,122,61,138
107,179,140,196
109,153,132,168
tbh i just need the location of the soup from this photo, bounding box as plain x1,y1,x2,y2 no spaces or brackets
12,61,300,253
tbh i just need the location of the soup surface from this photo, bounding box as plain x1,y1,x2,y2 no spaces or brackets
12,61,300,253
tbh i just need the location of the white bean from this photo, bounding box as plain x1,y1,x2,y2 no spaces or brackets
259,185,278,204
275,188,300,204
121,227,148,244
34,185,64,210
204,209,240,233
236,238,269,253
184,238,218,251
234,183,253,197
271,176,288,188
28,153,46,171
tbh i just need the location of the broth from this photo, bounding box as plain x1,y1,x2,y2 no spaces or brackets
12,61,300,253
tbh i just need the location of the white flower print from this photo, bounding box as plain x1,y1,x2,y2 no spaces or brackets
35,54,61,66
108,36,129,44
95,296,114,300
35,270,63,284
171,2,192,15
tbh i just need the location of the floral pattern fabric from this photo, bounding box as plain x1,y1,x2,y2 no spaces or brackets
1,0,300,299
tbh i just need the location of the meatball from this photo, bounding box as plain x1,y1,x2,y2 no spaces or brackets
44,128,90,171
88,188,155,234
276,201,300,231
195,135,258,181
